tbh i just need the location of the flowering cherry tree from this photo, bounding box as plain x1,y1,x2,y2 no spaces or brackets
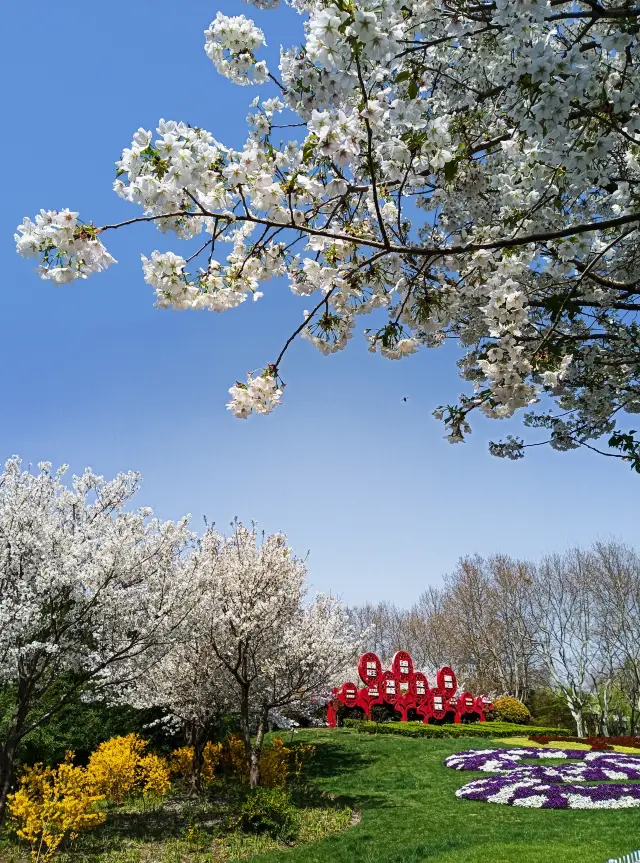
16,0,640,468
0,458,194,821
194,522,357,788
126,603,233,794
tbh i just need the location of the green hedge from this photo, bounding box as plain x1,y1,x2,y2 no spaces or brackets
342,719,571,739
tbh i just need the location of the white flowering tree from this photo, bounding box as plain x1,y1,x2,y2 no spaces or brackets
127,600,233,794
15,0,640,469
0,457,194,821
195,522,357,787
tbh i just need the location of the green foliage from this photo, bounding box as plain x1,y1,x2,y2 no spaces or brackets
237,787,300,842
0,681,177,769
528,689,577,731
492,696,531,724
343,719,570,738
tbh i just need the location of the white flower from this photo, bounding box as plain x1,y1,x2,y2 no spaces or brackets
227,372,283,418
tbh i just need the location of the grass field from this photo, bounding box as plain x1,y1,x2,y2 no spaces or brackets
2,729,640,863
248,729,640,863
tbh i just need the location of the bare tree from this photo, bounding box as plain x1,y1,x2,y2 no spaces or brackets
591,541,640,735
530,550,601,737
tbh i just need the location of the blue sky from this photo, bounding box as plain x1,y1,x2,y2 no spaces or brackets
1,2,637,607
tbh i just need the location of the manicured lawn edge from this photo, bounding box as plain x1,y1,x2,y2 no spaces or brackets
343,719,571,738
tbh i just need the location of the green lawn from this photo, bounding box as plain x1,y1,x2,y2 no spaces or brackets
2,729,639,863
248,729,640,863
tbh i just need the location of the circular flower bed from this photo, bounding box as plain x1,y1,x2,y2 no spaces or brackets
444,748,640,809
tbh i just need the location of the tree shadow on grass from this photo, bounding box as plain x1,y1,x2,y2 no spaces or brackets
302,739,375,782
75,797,224,854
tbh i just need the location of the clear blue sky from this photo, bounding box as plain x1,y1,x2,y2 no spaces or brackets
1,2,637,607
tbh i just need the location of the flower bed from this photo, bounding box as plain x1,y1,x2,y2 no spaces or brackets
530,734,640,751
444,747,640,809
343,719,570,739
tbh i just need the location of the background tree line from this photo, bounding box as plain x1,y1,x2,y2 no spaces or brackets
349,542,640,738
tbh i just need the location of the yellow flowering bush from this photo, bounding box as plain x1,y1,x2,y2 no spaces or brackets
202,741,223,783
220,734,249,780
169,745,194,779
86,733,171,803
138,753,171,798
260,738,291,788
492,696,531,725
8,754,105,863
219,735,315,788
169,742,222,786
261,738,315,787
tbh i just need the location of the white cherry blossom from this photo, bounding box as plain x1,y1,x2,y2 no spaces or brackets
16,0,640,469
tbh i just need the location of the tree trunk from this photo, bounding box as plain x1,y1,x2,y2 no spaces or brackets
239,685,256,787
570,706,585,738
185,722,206,796
0,689,31,825
248,712,267,790
0,730,22,824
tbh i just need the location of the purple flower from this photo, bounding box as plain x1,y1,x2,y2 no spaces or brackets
446,747,640,809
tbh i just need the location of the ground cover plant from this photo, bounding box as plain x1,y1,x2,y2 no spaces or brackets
445,747,640,809
3,730,640,863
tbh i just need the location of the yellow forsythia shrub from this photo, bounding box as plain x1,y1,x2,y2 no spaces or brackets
260,738,290,788
291,742,315,780
219,735,315,787
169,746,194,779
138,753,171,797
202,741,223,784
220,734,249,780
8,754,105,863
169,742,222,786
87,733,170,803
259,738,315,788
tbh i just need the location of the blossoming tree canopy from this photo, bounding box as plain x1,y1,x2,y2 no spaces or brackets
15,0,640,468
0,457,194,820
191,521,358,787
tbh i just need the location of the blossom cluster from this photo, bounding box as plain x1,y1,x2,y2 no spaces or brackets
16,0,640,463
205,12,269,85
446,747,640,809
227,370,283,418
0,458,194,688
15,210,115,284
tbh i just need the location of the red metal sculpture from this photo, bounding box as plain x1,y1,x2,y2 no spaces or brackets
327,651,493,727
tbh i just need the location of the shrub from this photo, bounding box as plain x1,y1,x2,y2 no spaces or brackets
138,752,172,797
492,696,531,724
260,738,315,788
219,734,314,788
237,787,300,841
169,741,223,786
168,745,194,779
86,733,170,803
8,754,105,862
527,689,576,730
220,733,249,780
343,719,570,738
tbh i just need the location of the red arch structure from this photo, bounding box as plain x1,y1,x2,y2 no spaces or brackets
328,651,493,727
